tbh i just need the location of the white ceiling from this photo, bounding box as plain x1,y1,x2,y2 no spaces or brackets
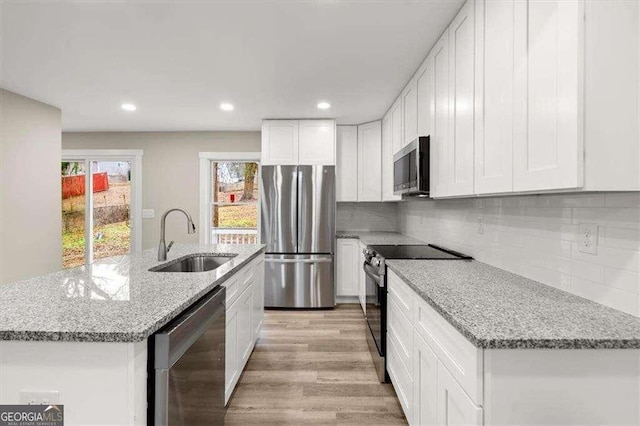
1,0,464,132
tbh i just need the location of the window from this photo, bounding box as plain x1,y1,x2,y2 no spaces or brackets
61,150,143,268
199,152,261,245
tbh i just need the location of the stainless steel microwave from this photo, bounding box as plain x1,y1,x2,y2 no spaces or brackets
393,136,430,197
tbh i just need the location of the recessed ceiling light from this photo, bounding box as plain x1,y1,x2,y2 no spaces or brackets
121,103,136,112
317,101,331,110
220,103,234,111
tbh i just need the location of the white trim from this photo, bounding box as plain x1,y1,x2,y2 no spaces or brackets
198,152,261,245
62,150,144,263
199,152,260,161
63,149,144,159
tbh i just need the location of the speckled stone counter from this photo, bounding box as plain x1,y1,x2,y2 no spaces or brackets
386,259,640,349
0,244,265,343
336,231,424,246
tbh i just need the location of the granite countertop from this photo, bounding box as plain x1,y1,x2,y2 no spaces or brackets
0,244,265,343
386,259,640,349
336,231,425,246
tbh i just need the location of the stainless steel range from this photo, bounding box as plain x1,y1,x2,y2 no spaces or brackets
363,244,472,382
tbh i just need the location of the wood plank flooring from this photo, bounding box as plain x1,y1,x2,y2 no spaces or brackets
225,304,408,425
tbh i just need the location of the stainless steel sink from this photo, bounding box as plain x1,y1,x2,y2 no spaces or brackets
150,253,237,273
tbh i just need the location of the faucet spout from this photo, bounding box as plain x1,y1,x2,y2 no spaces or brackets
158,208,196,261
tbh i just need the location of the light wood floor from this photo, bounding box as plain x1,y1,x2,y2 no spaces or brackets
225,304,408,425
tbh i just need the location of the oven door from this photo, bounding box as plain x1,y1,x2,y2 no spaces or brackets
364,262,385,357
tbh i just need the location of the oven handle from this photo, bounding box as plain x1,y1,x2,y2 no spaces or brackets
363,262,384,288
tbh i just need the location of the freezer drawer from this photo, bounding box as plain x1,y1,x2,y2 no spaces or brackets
264,254,335,308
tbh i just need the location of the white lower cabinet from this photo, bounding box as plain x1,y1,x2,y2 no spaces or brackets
412,333,438,426
437,361,483,426
225,254,265,405
224,299,239,403
387,269,482,425
336,238,359,297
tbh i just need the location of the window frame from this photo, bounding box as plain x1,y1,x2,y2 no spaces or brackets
198,152,261,245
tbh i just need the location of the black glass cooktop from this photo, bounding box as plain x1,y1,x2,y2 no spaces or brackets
369,244,472,260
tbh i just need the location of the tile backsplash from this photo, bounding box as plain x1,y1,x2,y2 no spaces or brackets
337,202,399,232
398,192,640,317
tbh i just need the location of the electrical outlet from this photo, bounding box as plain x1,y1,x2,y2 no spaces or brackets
142,209,155,219
578,223,598,255
477,217,484,235
419,215,424,225
20,391,59,405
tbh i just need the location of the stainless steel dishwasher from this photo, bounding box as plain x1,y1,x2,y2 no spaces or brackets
153,286,226,425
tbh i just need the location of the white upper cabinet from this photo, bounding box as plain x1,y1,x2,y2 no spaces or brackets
382,114,400,201
474,0,515,194
430,30,450,198
262,119,335,165
390,98,404,156
261,120,299,165
298,119,336,165
336,126,358,202
447,0,476,197
512,0,583,191
357,121,382,201
402,80,418,146
417,54,434,138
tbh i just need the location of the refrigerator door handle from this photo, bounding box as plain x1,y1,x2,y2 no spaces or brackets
265,258,332,264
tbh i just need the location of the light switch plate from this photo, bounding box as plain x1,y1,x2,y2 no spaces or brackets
578,223,598,255
477,217,484,235
143,209,155,219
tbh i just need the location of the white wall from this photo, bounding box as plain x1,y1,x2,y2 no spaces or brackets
0,89,62,285
337,202,399,232
398,193,640,317
62,131,260,249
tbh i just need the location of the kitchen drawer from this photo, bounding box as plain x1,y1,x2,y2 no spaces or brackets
387,270,414,322
387,329,413,420
387,293,413,375
224,276,240,306
414,295,483,405
238,259,256,294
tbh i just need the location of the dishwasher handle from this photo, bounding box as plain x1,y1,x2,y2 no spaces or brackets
154,286,226,369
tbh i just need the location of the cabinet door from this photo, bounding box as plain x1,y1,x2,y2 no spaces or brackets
430,30,450,198
261,120,299,165
238,286,254,367
225,301,239,404
357,121,382,201
382,114,401,201
252,257,265,337
447,0,475,196
298,120,336,165
412,333,438,426
513,0,583,191
390,98,404,156
336,239,358,297
402,80,418,146
417,54,434,138
437,361,482,426
336,126,359,201
474,0,515,194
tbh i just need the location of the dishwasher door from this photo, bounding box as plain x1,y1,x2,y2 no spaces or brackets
154,286,226,425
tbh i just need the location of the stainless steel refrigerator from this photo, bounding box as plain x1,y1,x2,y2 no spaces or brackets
260,165,335,308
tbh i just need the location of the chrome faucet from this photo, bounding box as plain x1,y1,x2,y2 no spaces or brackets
158,208,196,261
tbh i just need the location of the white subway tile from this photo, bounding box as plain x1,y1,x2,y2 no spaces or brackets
571,276,639,316
603,267,640,294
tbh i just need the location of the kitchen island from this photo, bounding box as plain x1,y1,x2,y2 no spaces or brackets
0,243,265,425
